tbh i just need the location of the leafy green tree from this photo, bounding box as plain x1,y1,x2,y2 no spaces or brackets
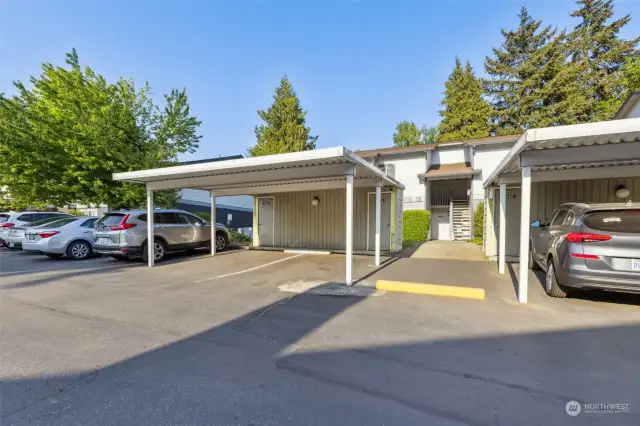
484,7,588,131
421,125,439,144
621,57,640,93
568,0,640,120
438,58,492,142
393,121,423,147
0,50,201,209
597,56,640,116
249,76,317,156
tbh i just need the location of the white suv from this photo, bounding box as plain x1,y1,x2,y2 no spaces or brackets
94,209,230,262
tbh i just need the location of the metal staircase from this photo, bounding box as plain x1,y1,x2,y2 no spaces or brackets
452,200,471,240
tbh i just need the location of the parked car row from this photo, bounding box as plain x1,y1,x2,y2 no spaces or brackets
529,202,640,298
0,209,230,262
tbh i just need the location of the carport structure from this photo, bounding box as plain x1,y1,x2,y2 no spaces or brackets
484,118,640,303
113,147,404,285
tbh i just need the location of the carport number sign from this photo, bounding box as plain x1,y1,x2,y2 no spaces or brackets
506,194,517,199
632,259,640,272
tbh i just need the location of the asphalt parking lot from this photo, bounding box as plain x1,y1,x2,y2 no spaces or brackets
2,247,640,425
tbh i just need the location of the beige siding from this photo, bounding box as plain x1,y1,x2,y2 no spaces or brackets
530,177,640,222
499,177,640,257
265,188,373,251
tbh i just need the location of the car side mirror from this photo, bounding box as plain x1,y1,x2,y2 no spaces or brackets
195,222,203,227
531,220,541,228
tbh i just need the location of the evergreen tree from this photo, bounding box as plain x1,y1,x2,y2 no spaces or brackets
484,7,588,131
249,76,317,157
438,58,492,142
568,0,640,120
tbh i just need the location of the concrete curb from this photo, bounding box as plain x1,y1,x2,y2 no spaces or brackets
375,280,485,300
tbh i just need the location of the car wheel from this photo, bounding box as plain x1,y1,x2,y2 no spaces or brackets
528,243,541,270
215,231,228,252
544,259,569,298
142,239,167,263
67,241,92,260
45,253,64,259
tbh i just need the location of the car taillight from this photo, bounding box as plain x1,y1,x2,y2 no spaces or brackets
37,231,60,239
108,214,136,231
0,222,15,228
565,232,612,243
570,253,600,259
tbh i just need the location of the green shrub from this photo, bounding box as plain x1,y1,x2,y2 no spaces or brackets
229,229,251,244
402,210,431,241
473,202,484,241
194,212,211,222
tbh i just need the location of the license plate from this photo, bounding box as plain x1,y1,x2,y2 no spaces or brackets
8,242,14,248
27,234,35,241
632,259,640,272
96,238,111,245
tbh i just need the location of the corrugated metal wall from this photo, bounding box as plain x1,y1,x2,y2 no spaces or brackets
531,177,640,221
267,188,373,250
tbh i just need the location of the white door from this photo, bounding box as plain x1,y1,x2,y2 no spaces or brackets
257,197,274,246
431,211,451,241
367,192,392,250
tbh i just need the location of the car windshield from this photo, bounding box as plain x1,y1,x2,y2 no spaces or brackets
27,216,72,227
39,217,80,229
96,213,126,226
583,209,640,234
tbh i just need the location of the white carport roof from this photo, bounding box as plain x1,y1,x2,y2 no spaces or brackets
484,117,640,305
113,146,404,195
484,118,640,187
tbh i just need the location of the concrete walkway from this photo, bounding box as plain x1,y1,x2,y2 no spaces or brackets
409,240,485,261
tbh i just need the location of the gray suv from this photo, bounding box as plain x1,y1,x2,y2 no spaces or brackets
94,209,230,262
529,202,640,297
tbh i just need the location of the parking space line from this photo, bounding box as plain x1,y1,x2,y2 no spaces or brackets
194,254,305,283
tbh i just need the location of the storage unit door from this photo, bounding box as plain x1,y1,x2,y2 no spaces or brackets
431,211,451,241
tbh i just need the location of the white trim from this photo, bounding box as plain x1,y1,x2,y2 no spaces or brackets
518,167,532,304
375,184,381,267
146,188,154,267
484,118,640,188
498,164,640,184
498,184,506,274
113,146,404,190
210,191,216,256
366,190,391,252
256,196,275,247
345,175,354,285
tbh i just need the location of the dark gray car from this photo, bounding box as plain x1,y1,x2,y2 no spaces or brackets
93,209,230,262
529,202,640,297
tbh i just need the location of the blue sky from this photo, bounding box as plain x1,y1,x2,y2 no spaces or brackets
1,1,638,161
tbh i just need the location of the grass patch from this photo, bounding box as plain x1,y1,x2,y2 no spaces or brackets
465,237,483,246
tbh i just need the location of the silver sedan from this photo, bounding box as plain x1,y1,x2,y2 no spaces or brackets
23,216,99,260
